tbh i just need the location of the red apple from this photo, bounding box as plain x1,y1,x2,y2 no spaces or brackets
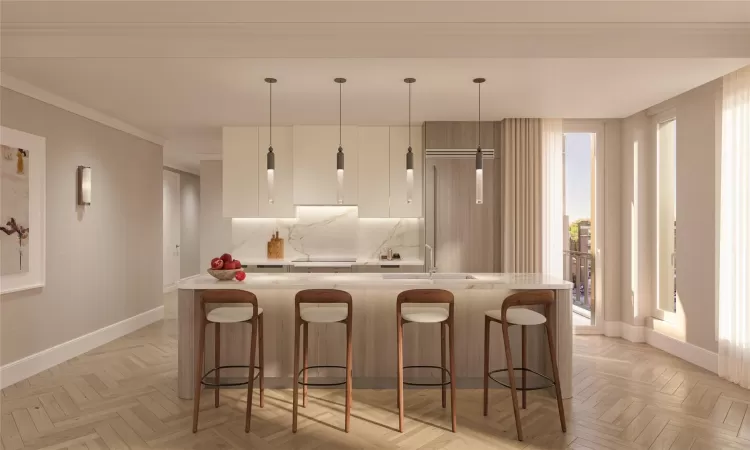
220,253,233,263
235,271,246,281
224,261,236,270
232,260,242,268
210,257,224,270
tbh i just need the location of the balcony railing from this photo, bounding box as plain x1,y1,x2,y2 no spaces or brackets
564,250,595,316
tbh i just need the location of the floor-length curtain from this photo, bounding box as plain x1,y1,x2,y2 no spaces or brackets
497,119,543,272
718,66,750,388
542,119,564,279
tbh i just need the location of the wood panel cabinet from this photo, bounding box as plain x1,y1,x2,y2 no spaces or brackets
222,127,258,218
258,126,294,217
425,121,494,150
389,126,423,218
293,126,358,205
357,127,390,217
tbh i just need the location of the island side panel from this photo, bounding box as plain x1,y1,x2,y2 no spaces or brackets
177,288,197,399
176,286,572,398
554,288,573,399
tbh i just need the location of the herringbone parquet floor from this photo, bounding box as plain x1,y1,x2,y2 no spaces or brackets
3,320,750,449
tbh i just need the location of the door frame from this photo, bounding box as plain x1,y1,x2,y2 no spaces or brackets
163,169,181,292
563,121,605,334
651,110,679,324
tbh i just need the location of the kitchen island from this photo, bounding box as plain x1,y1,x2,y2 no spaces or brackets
176,273,573,399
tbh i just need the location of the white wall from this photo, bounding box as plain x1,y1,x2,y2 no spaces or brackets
620,79,722,353
199,160,231,266
0,87,163,365
179,171,200,279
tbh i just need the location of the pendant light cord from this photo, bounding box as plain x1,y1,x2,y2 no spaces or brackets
339,82,342,147
269,81,272,147
408,82,412,147
478,82,481,148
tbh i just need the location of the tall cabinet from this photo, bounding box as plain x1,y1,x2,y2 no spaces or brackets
424,121,496,272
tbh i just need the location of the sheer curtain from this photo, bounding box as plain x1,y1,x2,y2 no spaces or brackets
718,67,750,388
542,119,564,279
496,118,564,276
497,119,542,272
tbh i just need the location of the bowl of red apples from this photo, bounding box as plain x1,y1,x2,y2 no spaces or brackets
208,253,246,281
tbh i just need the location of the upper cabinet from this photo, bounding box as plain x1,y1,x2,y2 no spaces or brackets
389,126,423,218
293,126,358,205
425,122,494,150
258,126,294,218
223,125,423,218
357,127,391,217
222,127,258,218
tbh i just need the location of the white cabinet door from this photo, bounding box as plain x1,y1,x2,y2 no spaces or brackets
222,127,258,218
293,126,358,205
258,126,294,217
389,126,423,217
357,127,390,217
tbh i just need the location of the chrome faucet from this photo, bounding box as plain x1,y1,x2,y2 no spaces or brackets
425,244,437,275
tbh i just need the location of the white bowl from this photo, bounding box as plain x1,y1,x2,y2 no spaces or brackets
207,268,242,281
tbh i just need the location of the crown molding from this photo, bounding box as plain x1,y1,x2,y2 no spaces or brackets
0,72,165,146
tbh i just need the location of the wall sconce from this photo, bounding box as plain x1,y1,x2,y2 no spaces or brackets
77,166,91,205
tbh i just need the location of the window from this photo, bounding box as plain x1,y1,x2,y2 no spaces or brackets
656,118,677,315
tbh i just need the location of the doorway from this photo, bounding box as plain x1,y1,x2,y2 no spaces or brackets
163,169,181,291
563,123,603,330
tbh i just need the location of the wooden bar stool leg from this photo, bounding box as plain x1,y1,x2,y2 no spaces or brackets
215,323,221,408
292,318,301,433
397,315,405,433
545,321,567,433
259,313,264,408
441,322,447,409
244,316,258,433
345,314,353,433
302,322,309,407
483,316,490,417
501,321,524,441
521,325,527,409
192,321,206,433
448,315,457,433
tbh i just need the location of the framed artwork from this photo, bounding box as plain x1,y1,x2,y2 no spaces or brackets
1,126,46,294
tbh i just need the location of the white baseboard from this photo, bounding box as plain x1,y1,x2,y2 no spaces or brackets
601,320,717,374
0,306,164,389
645,328,718,374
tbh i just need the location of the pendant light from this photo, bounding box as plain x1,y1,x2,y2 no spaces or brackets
335,77,346,204
265,78,277,204
404,78,416,204
474,78,486,205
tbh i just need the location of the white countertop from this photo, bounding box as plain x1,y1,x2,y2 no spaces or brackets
237,259,425,267
178,272,572,290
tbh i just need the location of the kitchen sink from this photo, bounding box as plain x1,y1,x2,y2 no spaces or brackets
382,273,476,280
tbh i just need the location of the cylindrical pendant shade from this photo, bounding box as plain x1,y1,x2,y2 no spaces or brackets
476,148,484,204
337,147,344,170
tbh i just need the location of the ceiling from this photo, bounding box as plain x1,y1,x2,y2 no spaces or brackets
3,58,748,136
2,1,749,172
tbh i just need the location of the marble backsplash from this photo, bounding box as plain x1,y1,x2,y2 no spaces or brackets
232,206,423,261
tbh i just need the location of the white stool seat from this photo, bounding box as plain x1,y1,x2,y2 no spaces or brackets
401,306,449,323
486,308,546,326
207,306,263,323
300,306,348,323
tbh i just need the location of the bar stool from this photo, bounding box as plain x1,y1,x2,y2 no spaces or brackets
396,289,456,433
192,290,263,434
292,289,353,433
483,290,565,441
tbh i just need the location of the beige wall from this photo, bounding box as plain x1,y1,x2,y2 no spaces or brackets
619,79,721,353
199,161,231,266
179,171,200,279
0,88,163,365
